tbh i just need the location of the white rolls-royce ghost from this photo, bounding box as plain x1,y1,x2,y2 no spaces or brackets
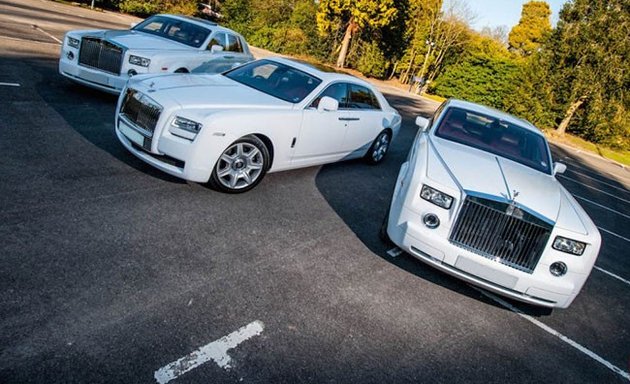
59,14,253,94
384,99,601,309
114,57,402,192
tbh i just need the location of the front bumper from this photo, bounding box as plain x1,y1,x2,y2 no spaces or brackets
59,57,127,94
388,205,586,309
115,116,217,183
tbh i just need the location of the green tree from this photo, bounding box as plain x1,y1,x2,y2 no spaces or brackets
431,34,519,110
316,0,397,68
508,1,552,55
542,0,629,148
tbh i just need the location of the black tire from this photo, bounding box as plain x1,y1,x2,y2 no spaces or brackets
209,136,270,193
365,131,391,165
174,68,189,73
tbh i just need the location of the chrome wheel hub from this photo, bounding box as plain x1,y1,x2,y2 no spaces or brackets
372,134,390,161
216,142,264,189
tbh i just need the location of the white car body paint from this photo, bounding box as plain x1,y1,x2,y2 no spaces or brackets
114,57,401,184
386,99,601,309
58,14,253,94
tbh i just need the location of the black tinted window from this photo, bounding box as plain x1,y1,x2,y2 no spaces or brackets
435,107,551,174
310,83,348,108
133,16,210,48
226,34,243,52
347,85,380,109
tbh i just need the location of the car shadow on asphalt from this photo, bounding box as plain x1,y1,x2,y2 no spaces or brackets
315,93,554,317
24,57,185,184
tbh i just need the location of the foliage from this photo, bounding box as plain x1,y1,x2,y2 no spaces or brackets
430,35,519,110
316,0,397,67
538,0,630,148
508,1,552,55
356,41,389,79
119,0,196,16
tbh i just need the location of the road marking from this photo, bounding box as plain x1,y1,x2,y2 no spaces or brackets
559,175,630,205
563,158,630,182
0,35,61,46
154,321,264,384
598,226,630,243
387,247,403,257
567,169,630,194
31,24,62,44
0,82,20,87
594,266,630,287
574,194,630,220
473,288,630,382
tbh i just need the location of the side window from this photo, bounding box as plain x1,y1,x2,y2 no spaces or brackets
348,84,381,110
207,33,226,50
225,34,243,52
309,83,348,108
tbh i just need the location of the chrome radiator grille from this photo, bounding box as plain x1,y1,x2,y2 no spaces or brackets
120,89,162,150
78,37,123,75
449,196,553,274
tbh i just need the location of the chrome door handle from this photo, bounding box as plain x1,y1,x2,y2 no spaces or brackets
338,117,360,121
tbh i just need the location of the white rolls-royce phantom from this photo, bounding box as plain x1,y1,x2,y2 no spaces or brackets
114,57,401,193
384,99,601,309
59,14,253,94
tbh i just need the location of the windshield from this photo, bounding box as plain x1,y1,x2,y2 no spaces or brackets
435,107,552,174
133,15,210,48
223,60,322,103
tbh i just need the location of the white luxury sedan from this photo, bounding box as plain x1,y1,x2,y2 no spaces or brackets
114,57,401,192
59,14,253,94
384,99,601,309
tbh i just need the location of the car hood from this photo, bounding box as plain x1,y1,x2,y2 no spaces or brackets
128,73,293,110
428,137,585,232
84,30,190,51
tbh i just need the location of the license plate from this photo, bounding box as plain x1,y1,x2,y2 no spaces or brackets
119,120,145,146
79,68,107,84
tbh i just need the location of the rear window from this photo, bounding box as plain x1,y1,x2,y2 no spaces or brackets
133,15,210,48
435,107,551,174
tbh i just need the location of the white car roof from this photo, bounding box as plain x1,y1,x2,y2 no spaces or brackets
445,99,542,134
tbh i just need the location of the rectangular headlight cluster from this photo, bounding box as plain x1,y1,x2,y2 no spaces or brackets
67,37,80,48
170,116,203,140
552,236,586,256
129,55,151,67
420,185,453,209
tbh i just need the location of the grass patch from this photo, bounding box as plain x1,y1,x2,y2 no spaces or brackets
547,131,630,167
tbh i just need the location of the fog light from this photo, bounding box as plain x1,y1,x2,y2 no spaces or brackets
66,51,74,60
550,262,567,277
127,69,137,77
422,213,440,229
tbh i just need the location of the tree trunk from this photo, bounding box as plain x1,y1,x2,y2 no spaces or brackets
557,96,586,135
401,48,416,84
336,18,357,68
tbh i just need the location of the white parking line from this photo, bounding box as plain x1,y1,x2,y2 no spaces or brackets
387,247,403,257
594,266,630,287
566,168,630,194
559,175,630,205
563,158,630,182
0,82,20,87
31,24,62,44
598,226,630,243
154,321,264,384
473,288,630,381
574,195,630,220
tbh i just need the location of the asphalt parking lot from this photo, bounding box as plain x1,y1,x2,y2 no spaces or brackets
1,1,629,383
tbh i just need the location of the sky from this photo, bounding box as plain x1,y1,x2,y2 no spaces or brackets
460,0,568,31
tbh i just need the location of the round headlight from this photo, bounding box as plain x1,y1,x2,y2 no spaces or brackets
550,262,567,277
422,213,440,229
127,69,137,77
66,51,74,60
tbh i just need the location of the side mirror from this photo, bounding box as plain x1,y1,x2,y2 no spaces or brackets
318,96,339,112
210,45,224,53
553,162,567,175
415,116,430,131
